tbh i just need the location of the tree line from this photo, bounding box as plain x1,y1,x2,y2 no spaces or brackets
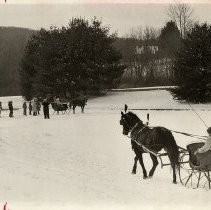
115,3,211,102
1,3,211,102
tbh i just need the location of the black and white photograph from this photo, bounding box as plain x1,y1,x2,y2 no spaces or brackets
0,0,211,209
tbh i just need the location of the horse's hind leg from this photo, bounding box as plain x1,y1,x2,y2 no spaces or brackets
137,153,148,179
132,155,138,174
168,154,177,184
149,154,159,177
172,164,177,184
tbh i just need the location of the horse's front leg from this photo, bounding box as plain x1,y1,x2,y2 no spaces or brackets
149,154,159,177
137,152,148,179
132,155,138,174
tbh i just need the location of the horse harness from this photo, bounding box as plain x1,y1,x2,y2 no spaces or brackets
129,122,163,153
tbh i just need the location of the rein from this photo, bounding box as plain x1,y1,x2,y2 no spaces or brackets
125,122,207,155
121,113,207,157
168,129,207,140
129,122,207,141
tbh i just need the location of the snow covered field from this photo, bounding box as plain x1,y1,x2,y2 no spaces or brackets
0,90,211,210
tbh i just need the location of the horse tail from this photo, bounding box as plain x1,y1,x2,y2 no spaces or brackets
166,131,179,170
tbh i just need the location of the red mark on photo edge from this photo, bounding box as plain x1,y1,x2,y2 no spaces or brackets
3,202,7,210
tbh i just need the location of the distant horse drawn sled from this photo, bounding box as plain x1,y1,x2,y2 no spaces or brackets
120,105,211,190
51,102,69,114
51,97,88,114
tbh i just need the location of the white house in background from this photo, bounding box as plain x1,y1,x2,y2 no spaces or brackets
135,45,159,55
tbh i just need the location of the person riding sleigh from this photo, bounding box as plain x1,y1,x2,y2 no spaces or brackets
194,127,211,170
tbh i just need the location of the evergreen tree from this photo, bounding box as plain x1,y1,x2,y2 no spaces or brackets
159,21,181,58
20,18,125,100
172,23,211,103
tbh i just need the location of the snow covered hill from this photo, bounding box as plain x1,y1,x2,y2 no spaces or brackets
0,90,210,210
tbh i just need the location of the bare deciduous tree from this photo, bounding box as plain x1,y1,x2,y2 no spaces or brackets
125,26,160,41
143,27,160,41
167,3,193,38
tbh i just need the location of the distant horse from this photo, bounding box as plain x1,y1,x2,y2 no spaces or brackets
120,106,179,184
51,102,68,114
69,97,87,114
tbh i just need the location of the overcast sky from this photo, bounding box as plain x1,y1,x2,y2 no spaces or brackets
1,1,211,36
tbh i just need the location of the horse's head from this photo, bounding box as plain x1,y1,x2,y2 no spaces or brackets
120,105,142,136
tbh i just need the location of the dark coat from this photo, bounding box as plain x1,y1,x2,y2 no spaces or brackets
42,101,50,110
196,151,211,170
23,102,27,109
29,103,32,111
8,102,13,110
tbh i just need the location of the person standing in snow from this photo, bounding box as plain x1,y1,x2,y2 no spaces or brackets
8,101,13,117
194,127,211,170
32,98,37,116
37,101,41,115
55,96,61,114
29,101,32,115
23,101,27,116
42,99,50,119
55,96,61,105
0,101,2,117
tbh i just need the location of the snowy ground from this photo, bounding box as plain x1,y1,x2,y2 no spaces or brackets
0,90,211,210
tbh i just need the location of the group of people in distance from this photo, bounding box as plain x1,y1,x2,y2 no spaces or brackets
23,97,50,119
0,97,50,119
0,96,63,119
23,97,41,116
0,101,14,118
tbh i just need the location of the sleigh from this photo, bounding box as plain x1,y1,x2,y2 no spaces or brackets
179,142,211,190
131,137,211,190
51,102,69,114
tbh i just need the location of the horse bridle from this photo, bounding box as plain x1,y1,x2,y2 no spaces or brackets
120,116,145,137
120,117,132,129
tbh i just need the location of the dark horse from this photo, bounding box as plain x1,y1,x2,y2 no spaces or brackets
120,107,179,184
51,102,69,114
69,97,87,114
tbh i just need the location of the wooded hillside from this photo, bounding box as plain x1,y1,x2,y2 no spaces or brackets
0,27,35,96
